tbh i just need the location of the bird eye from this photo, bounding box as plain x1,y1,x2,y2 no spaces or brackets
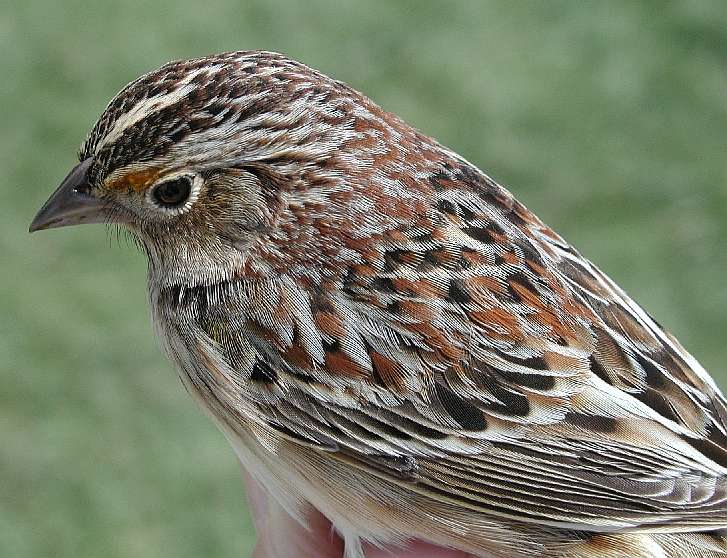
151,177,192,208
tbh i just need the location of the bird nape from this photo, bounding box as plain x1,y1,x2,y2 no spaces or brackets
30,51,727,558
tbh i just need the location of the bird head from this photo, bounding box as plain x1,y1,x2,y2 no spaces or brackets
30,51,419,288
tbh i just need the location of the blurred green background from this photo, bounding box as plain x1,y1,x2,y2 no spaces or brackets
2,1,726,557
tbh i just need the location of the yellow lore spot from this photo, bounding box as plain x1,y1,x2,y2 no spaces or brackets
104,167,164,192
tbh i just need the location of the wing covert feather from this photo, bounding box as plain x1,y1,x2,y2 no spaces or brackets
184,159,727,530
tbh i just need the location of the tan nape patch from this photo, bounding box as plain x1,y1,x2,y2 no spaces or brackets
104,167,164,192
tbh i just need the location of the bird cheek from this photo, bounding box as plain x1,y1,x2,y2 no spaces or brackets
237,209,272,233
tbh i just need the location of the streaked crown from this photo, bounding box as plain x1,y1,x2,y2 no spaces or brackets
80,51,360,189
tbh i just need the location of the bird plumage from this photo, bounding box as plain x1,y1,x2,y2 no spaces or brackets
33,51,727,557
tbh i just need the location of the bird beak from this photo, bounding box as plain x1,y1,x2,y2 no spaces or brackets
29,159,107,233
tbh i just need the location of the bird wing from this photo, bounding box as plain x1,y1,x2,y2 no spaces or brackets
192,159,727,532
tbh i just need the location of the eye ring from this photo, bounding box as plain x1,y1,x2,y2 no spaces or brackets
151,176,192,208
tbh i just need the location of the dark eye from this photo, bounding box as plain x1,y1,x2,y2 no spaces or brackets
152,177,192,208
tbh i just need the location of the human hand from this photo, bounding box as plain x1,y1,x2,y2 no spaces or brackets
246,475,472,558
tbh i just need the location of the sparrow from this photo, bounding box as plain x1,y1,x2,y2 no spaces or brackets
30,51,727,557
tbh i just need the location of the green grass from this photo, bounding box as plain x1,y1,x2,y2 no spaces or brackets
2,1,726,557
